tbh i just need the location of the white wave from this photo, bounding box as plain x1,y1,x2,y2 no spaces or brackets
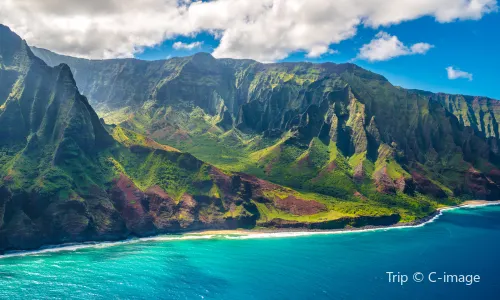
0,235,216,259
1,202,498,258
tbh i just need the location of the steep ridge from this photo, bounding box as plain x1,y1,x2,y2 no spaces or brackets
0,25,121,250
30,46,500,204
409,89,500,139
1,25,411,252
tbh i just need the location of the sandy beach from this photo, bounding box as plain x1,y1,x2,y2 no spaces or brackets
185,229,260,235
436,200,500,213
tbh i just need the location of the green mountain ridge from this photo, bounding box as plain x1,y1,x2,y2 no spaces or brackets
1,25,416,252
30,45,500,203
408,89,500,139
31,46,500,139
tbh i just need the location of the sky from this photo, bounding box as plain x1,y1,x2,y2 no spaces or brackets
1,0,499,98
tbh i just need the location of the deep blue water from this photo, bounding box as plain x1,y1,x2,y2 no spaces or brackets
1,205,500,300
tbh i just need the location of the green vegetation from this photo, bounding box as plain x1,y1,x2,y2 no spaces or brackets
30,43,500,212
1,24,500,252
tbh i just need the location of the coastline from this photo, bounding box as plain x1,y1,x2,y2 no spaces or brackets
184,200,500,237
2,200,500,258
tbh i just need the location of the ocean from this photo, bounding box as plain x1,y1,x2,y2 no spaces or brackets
1,205,500,300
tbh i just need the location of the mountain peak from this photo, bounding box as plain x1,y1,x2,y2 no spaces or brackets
0,24,113,152
192,52,214,59
189,52,216,65
0,24,16,35
54,62,77,85
0,24,28,62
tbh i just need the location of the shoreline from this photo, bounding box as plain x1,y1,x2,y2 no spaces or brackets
184,200,500,237
1,200,500,258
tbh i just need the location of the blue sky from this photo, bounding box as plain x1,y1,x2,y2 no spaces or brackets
137,13,500,99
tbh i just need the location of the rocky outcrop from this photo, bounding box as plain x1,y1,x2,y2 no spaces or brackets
410,90,500,140
275,196,326,215
373,167,397,194
411,172,446,199
464,167,500,199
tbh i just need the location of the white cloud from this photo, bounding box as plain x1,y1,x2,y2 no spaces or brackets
358,32,434,62
446,66,473,80
306,46,339,58
172,41,203,50
0,0,496,60
410,42,434,54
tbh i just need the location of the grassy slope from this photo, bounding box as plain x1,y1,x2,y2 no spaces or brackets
114,109,453,223
109,127,412,222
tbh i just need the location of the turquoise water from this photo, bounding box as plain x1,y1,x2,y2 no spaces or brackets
1,205,500,300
